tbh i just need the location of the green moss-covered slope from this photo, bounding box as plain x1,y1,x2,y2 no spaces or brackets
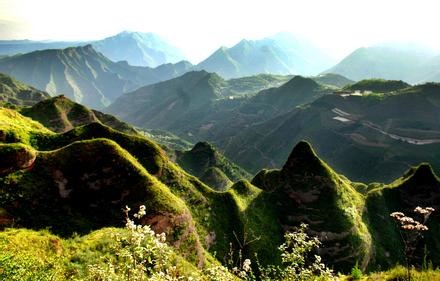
251,141,372,271
176,142,251,191
20,95,137,134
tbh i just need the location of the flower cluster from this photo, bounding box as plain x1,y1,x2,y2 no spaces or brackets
390,206,435,232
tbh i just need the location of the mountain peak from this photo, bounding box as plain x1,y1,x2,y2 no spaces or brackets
281,75,320,91
281,141,329,177
191,141,216,154
400,163,440,187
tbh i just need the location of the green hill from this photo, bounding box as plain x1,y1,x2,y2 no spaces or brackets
0,72,49,106
176,142,251,191
20,95,136,134
0,45,192,109
224,73,292,96
251,141,371,271
343,79,410,93
0,107,243,266
365,163,440,269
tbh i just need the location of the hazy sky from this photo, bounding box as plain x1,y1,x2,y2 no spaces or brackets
1,0,440,63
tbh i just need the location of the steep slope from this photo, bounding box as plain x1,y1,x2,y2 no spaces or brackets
365,163,440,269
0,72,50,106
197,33,334,78
92,31,186,67
176,142,251,191
0,139,206,262
223,82,440,182
325,46,434,83
107,70,228,128
20,95,136,134
250,141,371,271
0,108,245,265
0,45,192,108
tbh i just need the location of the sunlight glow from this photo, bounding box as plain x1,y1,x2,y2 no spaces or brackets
1,0,440,63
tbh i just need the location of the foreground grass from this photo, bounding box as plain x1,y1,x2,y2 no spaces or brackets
341,266,440,281
2,227,440,281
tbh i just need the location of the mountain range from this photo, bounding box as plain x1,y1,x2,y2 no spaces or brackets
108,72,440,183
0,31,186,67
196,33,335,78
0,45,192,108
325,44,440,83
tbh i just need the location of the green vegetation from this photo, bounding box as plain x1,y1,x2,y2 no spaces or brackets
225,74,292,96
2,99,440,279
343,78,410,93
20,95,137,134
176,142,251,191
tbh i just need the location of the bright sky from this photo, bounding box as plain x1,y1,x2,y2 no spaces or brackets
1,0,440,63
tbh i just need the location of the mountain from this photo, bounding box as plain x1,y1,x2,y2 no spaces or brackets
0,31,186,68
0,72,50,106
107,70,227,129
325,45,435,83
251,141,371,270
20,95,136,134
108,73,332,143
92,31,186,67
222,82,440,182
0,45,192,109
176,141,251,191
196,33,335,78
365,163,440,268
